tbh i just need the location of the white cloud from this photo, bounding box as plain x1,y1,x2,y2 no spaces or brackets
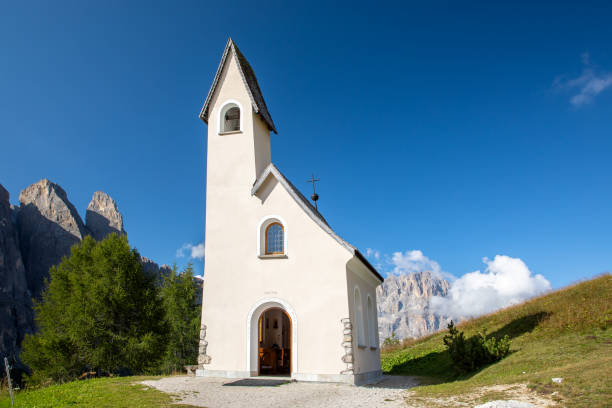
555,53,612,107
390,250,445,277
366,248,380,260
176,242,205,260
176,244,188,258
430,255,551,320
190,243,205,260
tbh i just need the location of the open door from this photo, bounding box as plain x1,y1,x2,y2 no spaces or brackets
257,307,291,376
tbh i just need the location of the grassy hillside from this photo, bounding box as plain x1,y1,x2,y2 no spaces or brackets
381,274,612,407
0,376,198,408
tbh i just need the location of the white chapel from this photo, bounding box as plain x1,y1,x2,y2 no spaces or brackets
196,38,383,385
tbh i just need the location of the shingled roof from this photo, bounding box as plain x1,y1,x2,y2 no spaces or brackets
252,163,383,282
200,38,277,134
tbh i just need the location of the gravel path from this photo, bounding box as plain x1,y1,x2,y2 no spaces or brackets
141,375,420,408
474,401,535,408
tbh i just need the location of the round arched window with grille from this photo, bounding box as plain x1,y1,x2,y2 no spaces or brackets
265,222,284,254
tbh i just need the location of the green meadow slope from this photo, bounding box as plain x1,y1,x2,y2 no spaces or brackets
0,376,199,408
381,274,612,407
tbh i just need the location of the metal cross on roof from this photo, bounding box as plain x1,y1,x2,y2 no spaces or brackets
307,173,320,211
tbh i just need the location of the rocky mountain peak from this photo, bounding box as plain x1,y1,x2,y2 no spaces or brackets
17,179,87,299
0,183,33,364
0,183,8,203
18,179,87,241
381,271,450,298
86,191,125,241
377,271,451,341
140,256,172,285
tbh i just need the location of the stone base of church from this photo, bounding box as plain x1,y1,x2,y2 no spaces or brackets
292,370,381,385
195,368,383,386
351,369,383,386
195,369,252,378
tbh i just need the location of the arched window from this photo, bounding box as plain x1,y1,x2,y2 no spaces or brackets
258,216,287,258
265,223,284,254
219,101,241,133
367,295,377,348
354,287,366,347
224,107,240,131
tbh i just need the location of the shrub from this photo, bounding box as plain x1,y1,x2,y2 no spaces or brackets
443,321,511,372
382,332,401,349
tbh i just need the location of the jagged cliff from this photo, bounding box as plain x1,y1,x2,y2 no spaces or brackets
17,180,88,300
86,191,125,241
0,185,33,363
377,271,452,341
0,179,169,363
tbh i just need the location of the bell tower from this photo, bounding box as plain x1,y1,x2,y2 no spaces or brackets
199,38,278,284
198,38,279,372
200,38,277,191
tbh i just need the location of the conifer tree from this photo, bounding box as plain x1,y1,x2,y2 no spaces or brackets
159,263,201,373
21,234,168,384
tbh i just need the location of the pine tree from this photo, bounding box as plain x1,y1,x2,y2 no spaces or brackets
21,234,168,384
159,263,201,373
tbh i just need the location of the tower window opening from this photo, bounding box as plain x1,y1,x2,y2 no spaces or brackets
223,106,240,132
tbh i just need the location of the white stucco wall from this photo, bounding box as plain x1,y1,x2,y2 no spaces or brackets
199,50,381,383
346,258,382,375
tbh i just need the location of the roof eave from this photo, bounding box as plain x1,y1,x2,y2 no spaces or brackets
252,164,383,283
354,249,384,283
199,38,233,124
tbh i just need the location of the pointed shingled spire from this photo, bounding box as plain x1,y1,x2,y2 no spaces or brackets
199,38,277,134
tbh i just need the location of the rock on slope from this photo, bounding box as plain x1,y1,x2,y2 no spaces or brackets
17,179,87,300
141,256,172,284
85,191,172,283
86,191,125,241
0,185,33,361
377,271,451,341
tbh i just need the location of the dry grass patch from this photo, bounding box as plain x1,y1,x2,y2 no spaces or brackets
405,383,558,408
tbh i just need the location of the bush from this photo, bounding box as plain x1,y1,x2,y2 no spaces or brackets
21,235,168,384
443,321,511,372
382,332,401,349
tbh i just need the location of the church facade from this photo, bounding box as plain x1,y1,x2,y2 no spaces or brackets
196,39,383,385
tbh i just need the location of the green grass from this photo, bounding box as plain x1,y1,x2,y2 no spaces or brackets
381,273,612,408
0,376,199,408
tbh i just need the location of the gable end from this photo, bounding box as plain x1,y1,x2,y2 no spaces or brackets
252,163,383,283
200,38,277,134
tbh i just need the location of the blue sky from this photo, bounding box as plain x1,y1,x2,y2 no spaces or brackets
1,1,611,289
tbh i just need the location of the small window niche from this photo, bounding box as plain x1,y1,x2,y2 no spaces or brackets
258,216,287,259
219,101,241,134
367,295,377,349
354,287,366,348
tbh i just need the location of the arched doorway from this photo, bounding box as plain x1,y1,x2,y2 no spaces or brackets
246,298,297,377
257,307,291,376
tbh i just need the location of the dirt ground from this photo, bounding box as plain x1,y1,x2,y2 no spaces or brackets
141,375,419,408
141,376,556,408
